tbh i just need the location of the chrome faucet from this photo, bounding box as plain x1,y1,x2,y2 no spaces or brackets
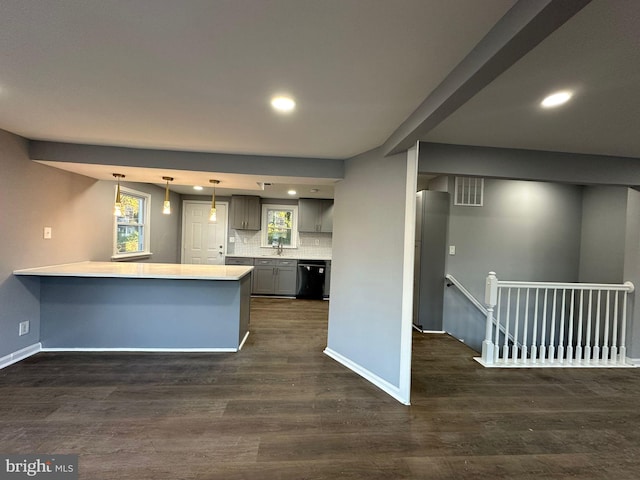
273,237,284,256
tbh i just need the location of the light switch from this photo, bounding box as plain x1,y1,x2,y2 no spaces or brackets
229,237,235,243
449,245,456,255
43,227,52,239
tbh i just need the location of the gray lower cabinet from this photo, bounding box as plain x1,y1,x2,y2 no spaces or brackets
252,258,297,295
224,256,254,266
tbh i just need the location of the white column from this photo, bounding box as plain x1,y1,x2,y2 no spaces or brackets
483,271,498,364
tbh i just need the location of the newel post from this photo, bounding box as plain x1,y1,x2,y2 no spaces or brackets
482,271,499,364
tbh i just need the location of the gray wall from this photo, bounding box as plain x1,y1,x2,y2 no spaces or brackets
0,130,109,357
578,186,628,283
623,188,640,358
0,129,181,358
419,142,640,186
327,147,409,388
119,181,182,263
443,178,583,352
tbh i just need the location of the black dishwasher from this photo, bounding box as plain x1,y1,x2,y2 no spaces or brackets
296,260,326,300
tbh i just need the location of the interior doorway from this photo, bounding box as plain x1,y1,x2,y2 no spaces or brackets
181,201,228,264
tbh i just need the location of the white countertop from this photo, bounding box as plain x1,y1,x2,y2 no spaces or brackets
228,254,332,261
14,261,253,281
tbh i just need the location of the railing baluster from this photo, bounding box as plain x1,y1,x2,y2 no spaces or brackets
611,292,620,364
549,289,557,362
603,291,611,362
585,290,593,363
522,289,530,363
503,289,512,361
558,289,566,363
540,289,548,362
567,290,575,363
512,289,521,362
620,292,628,364
576,290,584,362
494,288,502,364
594,291,602,361
531,289,539,363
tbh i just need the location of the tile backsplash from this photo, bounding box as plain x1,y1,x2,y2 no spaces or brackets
228,229,332,258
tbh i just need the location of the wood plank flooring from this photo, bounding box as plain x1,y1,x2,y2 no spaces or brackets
2,297,640,478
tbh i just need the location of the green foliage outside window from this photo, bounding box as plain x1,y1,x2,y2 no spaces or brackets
267,209,293,246
116,193,145,253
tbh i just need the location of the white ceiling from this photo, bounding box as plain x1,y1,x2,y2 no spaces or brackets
425,0,640,159
0,0,513,159
2,0,637,196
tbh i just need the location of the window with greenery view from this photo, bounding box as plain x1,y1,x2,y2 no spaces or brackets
261,205,298,248
113,187,151,258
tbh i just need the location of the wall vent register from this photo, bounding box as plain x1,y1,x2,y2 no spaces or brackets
454,177,484,207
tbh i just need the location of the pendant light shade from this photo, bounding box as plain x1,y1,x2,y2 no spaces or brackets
209,180,220,222
113,173,125,216
162,176,173,215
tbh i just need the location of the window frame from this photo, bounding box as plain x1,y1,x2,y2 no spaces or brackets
112,186,152,260
260,204,299,249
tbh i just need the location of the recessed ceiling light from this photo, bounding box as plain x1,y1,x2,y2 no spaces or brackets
288,190,297,195
271,96,296,113
541,90,573,108
193,186,203,191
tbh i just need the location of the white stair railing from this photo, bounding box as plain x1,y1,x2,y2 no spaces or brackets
480,272,635,367
445,274,520,348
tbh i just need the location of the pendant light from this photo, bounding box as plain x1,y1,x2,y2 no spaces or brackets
162,176,174,215
209,179,220,222
113,173,125,216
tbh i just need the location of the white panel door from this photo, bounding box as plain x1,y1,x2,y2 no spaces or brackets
182,202,228,265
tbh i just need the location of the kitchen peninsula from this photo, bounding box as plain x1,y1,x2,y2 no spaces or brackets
14,262,252,351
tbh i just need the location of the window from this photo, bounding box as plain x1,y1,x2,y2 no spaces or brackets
113,187,151,259
261,205,298,248
454,176,484,206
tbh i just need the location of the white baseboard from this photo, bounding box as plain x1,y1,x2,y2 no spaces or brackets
475,356,636,368
323,347,410,405
238,331,250,351
41,347,238,353
0,343,42,369
626,357,640,366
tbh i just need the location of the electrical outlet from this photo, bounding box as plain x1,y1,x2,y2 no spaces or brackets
449,245,456,255
43,227,52,239
19,320,29,336
314,239,320,246
229,237,235,243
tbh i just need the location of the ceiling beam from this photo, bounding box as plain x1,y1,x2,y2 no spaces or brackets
382,0,593,156
29,141,344,180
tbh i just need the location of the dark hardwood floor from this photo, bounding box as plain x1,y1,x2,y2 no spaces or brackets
2,297,640,479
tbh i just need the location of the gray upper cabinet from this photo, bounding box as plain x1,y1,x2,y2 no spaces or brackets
298,199,333,233
230,195,261,230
